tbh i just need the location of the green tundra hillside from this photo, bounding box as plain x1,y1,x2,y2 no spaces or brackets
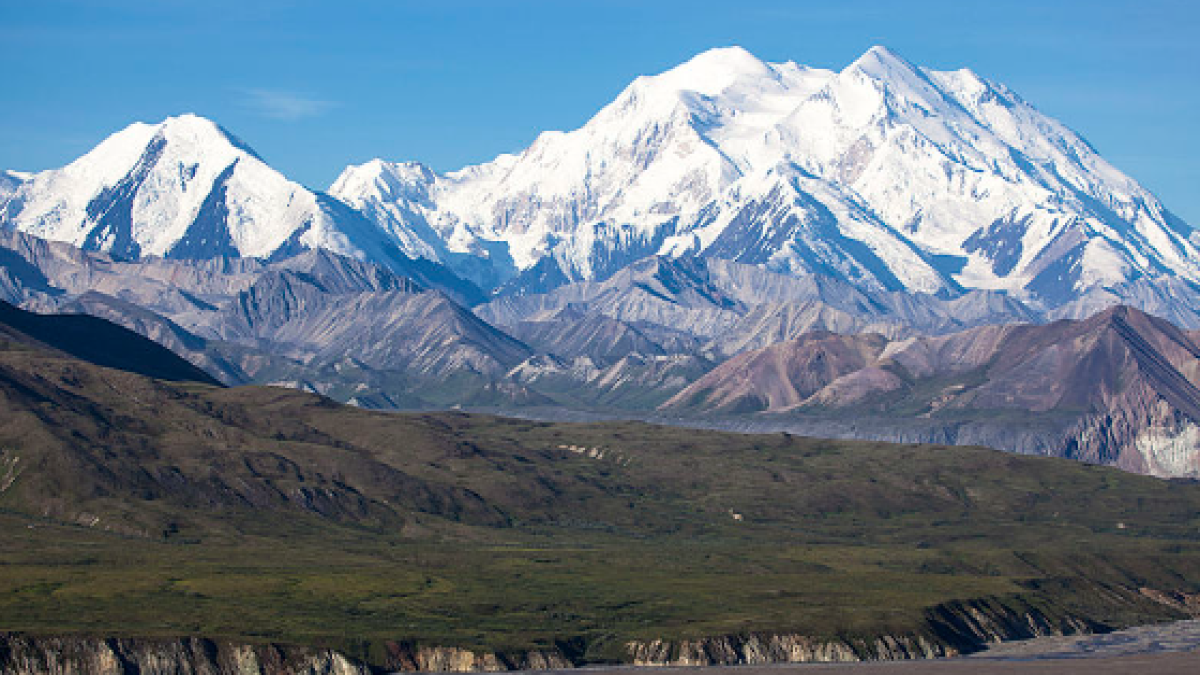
1,307,1199,669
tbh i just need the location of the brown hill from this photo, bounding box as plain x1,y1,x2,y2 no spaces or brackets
663,332,889,412
662,306,1200,476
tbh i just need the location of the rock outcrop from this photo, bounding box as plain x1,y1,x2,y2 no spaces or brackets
627,633,943,666
626,595,1098,667
0,636,580,675
0,636,369,675
380,644,572,672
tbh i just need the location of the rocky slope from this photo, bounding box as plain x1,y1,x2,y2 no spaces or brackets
667,331,890,412
0,230,527,404
6,227,1200,475
474,255,1044,361
664,305,1200,477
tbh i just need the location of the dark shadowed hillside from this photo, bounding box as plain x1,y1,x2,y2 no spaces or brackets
0,299,219,385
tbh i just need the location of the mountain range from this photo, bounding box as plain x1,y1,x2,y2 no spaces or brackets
4,46,1197,305
330,45,1198,302
2,46,1200,478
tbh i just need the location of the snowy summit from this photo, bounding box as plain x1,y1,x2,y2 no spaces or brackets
2,47,1196,306
330,45,1197,304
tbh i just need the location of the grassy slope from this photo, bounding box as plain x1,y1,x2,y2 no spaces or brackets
1,340,1200,666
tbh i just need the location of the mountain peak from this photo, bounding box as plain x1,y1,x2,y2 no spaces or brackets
153,113,262,160
157,112,220,133
0,112,407,267
74,114,262,179
1085,304,1152,331
651,45,776,96
330,159,437,206
684,45,764,69
844,45,919,79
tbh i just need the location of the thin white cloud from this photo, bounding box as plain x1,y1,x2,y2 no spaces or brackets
240,88,337,121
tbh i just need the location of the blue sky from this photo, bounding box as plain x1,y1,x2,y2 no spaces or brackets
2,0,1198,223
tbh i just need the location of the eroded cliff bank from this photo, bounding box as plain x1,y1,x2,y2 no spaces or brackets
0,636,578,675
0,637,366,675
2,588,1196,674
625,594,1101,667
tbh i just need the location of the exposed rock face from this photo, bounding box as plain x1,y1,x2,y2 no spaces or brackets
626,633,938,666
473,256,1049,361
626,595,1098,667
1139,588,1200,616
0,636,369,675
0,636,578,675
925,597,1097,651
381,644,572,672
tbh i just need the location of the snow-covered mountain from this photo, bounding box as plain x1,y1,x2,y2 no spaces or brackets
0,170,29,203
332,46,1198,304
3,47,1195,308
0,114,417,270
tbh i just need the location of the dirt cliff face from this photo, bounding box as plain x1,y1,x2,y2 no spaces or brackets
625,594,1101,667
0,636,579,675
379,643,572,672
0,636,368,675
2,585,1196,673
627,633,939,666
625,586,1200,669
